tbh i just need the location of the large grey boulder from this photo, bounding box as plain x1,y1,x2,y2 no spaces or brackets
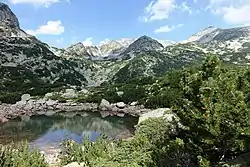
44,92,54,99
138,108,171,125
99,99,111,111
21,94,31,102
116,102,126,109
130,101,138,106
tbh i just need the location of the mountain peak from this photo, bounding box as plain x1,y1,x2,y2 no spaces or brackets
0,2,19,28
137,35,153,40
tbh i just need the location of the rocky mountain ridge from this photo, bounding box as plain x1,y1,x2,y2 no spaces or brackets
0,2,250,90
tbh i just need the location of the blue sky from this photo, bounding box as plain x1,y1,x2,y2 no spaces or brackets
2,0,250,48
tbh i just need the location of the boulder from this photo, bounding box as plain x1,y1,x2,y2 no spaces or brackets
61,89,78,99
46,100,57,106
116,102,126,109
15,100,27,106
44,92,53,99
0,116,8,124
99,99,111,111
130,101,138,106
80,88,88,94
21,94,31,101
138,108,171,125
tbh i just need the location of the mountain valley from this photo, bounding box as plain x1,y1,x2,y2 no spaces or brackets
0,1,250,94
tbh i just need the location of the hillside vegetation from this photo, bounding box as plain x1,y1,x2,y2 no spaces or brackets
1,55,250,167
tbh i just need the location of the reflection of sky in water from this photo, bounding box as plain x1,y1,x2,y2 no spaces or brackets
0,112,137,151
30,130,101,151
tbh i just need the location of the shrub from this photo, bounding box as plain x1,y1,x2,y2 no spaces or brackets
0,92,21,104
0,142,48,167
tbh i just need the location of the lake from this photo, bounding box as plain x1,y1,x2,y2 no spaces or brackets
0,112,138,152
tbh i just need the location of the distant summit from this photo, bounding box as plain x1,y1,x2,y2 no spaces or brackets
0,2,19,28
0,2,31,38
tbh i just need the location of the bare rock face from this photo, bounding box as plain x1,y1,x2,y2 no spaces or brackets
0,2,19,28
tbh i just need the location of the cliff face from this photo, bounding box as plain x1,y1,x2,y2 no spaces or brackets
0,2,19,28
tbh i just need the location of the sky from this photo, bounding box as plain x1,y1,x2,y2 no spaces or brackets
2,0,250,48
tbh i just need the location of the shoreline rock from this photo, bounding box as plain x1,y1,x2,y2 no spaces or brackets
0,98,149,124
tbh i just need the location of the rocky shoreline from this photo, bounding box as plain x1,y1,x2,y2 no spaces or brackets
0,94,150,124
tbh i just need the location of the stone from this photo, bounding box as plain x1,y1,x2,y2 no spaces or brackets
36,99,46,104
44,92,53,99
116,102,126,109
80,88,88,94
15,100,27,106
24,103,33,110
99,99,111,111
111,106,119,113
61,89,78,99
46,100,57,106
117,91,124,96
0,116,8,124
130,101,138,106
138,108,171,125
21,94,31,102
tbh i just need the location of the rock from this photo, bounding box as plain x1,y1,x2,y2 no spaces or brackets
45,111,56,116
138,108,171,125
46,100,57,106
0,116,8,124
63,162,86,167
117,91,124,96
44,92,53,99
80,88,88,94
130,101,138,106
0,2,20,28
15,100,27,106
111,106,119,113
61,89,78,99
21,94,31,102
116,102,126,109
36,99,46,104
99,99,111,111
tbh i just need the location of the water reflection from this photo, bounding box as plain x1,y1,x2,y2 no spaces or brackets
0,112,138,151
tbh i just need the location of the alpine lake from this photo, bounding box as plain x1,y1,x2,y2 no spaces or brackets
0,112,138,153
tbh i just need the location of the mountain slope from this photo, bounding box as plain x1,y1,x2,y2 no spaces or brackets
0,2,88,94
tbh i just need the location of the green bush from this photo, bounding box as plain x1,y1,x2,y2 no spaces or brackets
0,142,48,167
0,92,21,104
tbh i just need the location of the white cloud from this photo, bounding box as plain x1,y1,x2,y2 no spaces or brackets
154,23,183,33
179,2,192,14
141,0,195,22
9,0,70,7
141,0,175,22
82,37,93,46
208,0,250,26
26,20,64,36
